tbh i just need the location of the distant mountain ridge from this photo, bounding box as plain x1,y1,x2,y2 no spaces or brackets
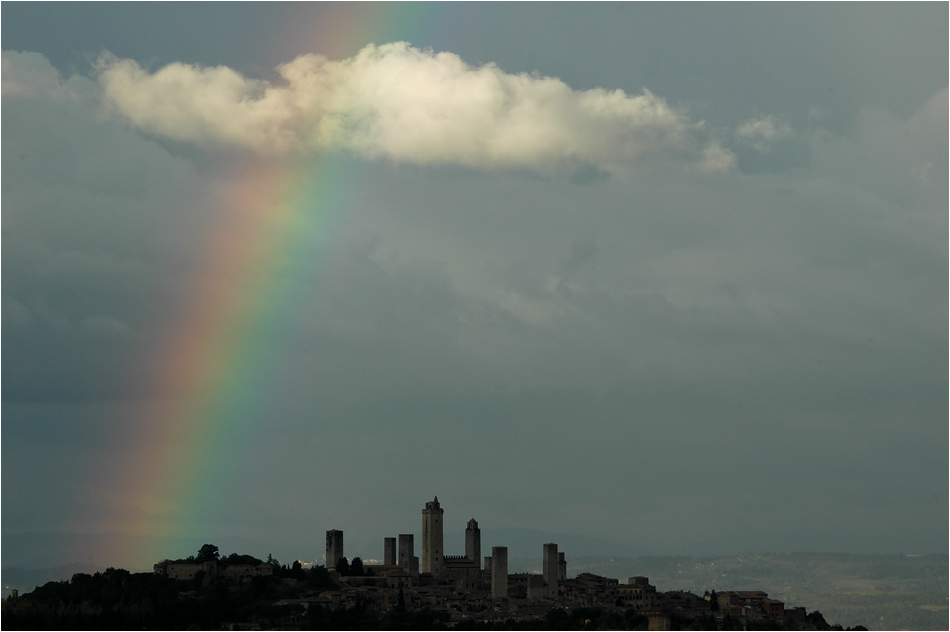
2,563,106,598
1,527,635,572
1,531,270,571
477,526,637,558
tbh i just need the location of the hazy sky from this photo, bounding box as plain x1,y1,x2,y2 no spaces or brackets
2,3,947,572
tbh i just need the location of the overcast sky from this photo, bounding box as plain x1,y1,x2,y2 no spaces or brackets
2,3,947,572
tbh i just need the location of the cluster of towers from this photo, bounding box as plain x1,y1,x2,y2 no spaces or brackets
326,497,474,578
325,496,565,599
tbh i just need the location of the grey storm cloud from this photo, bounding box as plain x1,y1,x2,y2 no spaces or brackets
1,0,946,573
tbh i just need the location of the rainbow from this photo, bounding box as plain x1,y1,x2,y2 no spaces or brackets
100,5,446,570
108,159,346,569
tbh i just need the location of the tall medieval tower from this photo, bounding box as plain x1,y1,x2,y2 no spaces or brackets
465,518,481,569
325,529,344,571
421,496,444,576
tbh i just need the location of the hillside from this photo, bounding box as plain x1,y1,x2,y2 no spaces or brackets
542,553,947,631
4,552,945,630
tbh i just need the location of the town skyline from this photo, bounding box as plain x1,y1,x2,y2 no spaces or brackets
6,496,945,629
143,496,862,630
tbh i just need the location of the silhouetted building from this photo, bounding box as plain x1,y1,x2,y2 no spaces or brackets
326,529,344,570
491,546,508,600
465,518,481,568
384,537,396,566
422,496,444,577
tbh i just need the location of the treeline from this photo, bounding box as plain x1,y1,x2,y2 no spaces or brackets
2,563,339,630
2,542,467,631
160,543,267,567
2,544,339,630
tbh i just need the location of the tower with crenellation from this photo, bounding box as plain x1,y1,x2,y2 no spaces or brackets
422,496,444,576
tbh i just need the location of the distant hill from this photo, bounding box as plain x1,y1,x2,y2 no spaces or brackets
478,527,636,559
2,563,107,598
512,552,946,632
1,531,271,572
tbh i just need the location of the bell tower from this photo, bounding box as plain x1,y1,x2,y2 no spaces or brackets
422,496,444,576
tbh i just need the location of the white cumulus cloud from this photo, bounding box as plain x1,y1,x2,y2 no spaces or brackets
96,42,725,176
736,115,792,152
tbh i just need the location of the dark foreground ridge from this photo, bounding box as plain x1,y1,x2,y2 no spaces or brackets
0,555,866,631
3,498,869,630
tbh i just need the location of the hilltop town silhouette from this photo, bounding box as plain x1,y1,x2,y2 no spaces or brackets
4,496,870,630
137,496,862,630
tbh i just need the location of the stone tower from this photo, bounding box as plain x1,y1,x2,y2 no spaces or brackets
398,533,414,567
325,529,344,570
491,546,508,600
422,496,444,576
384,537,397,566
465,518,481,569
543,542,559,598
398,533,419,576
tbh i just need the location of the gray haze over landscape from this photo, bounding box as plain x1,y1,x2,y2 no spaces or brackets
2,3,947,572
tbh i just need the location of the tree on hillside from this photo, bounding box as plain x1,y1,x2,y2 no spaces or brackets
807,610,829,629
196,544,220,563
350,557,365,576
221,552,263,566
336,557,350,576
